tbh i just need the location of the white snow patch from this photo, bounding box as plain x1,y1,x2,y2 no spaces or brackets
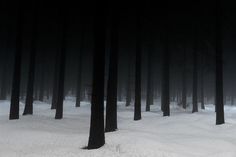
1,100,236,157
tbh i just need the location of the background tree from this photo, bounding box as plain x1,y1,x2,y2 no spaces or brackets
9,2,23,120
23,2,39,115
134,13,142,121
215,0,225,125
55,7,68,120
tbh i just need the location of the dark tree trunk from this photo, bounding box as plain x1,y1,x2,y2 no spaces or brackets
23,3,38,115
9,4,23,120
51,54,59,109
215,0,224,125
0,53,8,100
105,13,119,132
192,25,198,113
161,15,170,117
87,3,107,149
134,14,142,121
146,45,153,111
39,65,45,102
125,63,132,107
182,48,187,109
75,18,85,107
200,53,205,110
55,9,67,120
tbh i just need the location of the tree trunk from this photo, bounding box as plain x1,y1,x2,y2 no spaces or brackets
75,18,85,107
9,4,23,120
87,3,107,149
55,9,67,120
192,24,198,113
0,53,8,100
23,3,38,115
200,52,205,110
182,48,187,109
146,45,153,111
51,54,59,109
125,62,132,107
105,13,119,132
38,65,45,102
215,0,224,125
134,14,142,121
161,15,170,117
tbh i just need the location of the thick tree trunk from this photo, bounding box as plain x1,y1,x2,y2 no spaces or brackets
134,14,142,121
105,13,119,132
87,3,107,149
9,4,23,120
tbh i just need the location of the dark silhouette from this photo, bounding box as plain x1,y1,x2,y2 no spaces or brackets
23,2,38,115
215,0,224,125
9,3,23,120
75,17,85,108
55,8,67,120
87,2,107,149
134,14,142,121
105,13,119,132
161,15,170,117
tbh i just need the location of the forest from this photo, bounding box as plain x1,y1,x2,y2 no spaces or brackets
1,0,236,156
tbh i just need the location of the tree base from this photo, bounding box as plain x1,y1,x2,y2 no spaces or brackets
22,112,33,116
105,128,117,133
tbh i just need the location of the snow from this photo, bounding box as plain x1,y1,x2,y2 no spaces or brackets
1,100,236,157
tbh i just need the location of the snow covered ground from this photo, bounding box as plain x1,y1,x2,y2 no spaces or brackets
1,100,236,157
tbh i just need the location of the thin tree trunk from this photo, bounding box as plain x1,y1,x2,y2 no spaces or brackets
51,54,59,109
200,53,205,110
0,53,8,100
55,9,67,120
161,14,170,117
192,24,198,113
182,48,187,109
105,13,119,132
23,3,38,115
38,65,45,102
9,3,23,120
146,45,153,111
125,62,131,107
75,18,85,107
215,0,224,125
134,14,142,121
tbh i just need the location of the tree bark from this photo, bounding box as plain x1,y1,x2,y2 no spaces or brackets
134,14,142,121
23,3,38,115
105,13,119,132
9,3,23,120
215,0,224,125
87,2,107,149
161,14,170,117
55,8,67,119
